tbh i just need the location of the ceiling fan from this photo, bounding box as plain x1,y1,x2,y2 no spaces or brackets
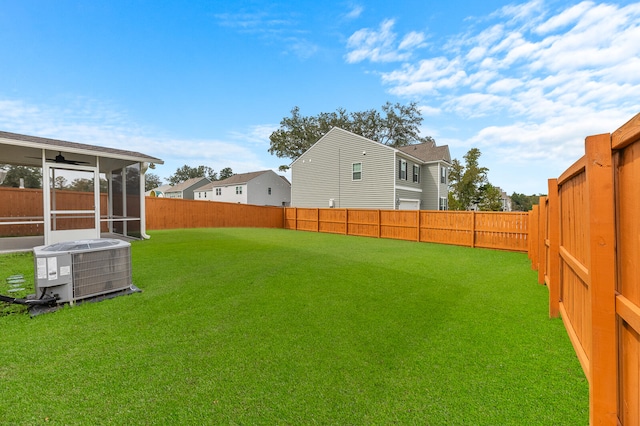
27,152,91,165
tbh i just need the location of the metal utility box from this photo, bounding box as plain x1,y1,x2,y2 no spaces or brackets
33,239,132,304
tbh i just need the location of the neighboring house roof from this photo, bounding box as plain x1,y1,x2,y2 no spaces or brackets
397,142,451,164
0,130,163,165
215,170,271,186
292,127,451,167
165,177,211,194
194,170,289,191
145,184,173,196
279,175,291,185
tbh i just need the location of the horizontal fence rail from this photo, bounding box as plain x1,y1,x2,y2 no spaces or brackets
529,112,640,425
285,208,529,252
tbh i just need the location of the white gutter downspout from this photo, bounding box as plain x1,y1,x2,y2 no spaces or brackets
393,152,397,210
140,162,151,239
437,162,441,210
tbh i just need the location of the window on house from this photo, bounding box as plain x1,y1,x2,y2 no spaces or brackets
204,192,207,198
268,187,272,195
216,188,221,196
441,166,447,184
399,159,407,180
236,186,242,194
439,197,448,211
413,165,420,183
352,163,362,181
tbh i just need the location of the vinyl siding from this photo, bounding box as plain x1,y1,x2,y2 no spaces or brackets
419,163,438,210
292,128,395,209
417,162,449,210
246,171,291,206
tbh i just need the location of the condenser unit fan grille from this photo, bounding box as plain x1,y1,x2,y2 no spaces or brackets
72,247,132,299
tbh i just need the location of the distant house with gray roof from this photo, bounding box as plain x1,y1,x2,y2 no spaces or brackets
291,127,451,210
194,170,291,206
164,177,211,200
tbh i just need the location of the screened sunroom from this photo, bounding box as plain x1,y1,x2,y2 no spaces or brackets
0,131,163,252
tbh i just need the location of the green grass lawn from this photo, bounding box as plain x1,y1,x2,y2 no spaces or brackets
0,228,588,425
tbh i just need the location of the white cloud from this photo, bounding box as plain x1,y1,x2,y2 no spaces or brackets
535,1,594,34
228,124,277,146
398,31,426,50
344,4,364,20
495,0,545,28
418,105,441,116
486,77,523,93
214,10,318,60
0,96,281,182
345,19,426,63
348,0,640,192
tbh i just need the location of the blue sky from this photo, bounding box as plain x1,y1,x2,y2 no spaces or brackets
1,0,638,194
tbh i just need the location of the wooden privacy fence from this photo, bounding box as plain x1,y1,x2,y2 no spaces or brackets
0,187,108,236
529,113,640,425
145,197,284,230
284,208,529,252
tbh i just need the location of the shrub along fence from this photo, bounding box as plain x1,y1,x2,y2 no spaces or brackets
284,208,529,252
529,112,640,425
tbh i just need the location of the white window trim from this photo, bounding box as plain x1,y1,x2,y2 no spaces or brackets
352,162,362,181
399,159,407,180
439,196,448,210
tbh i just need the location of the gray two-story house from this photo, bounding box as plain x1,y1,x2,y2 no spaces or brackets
291,127,451,210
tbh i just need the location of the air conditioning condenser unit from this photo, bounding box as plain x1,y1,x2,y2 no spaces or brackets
33,239,134,305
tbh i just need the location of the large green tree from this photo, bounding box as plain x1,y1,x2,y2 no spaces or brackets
145,173,162,191
218,167,234,180
477,184,504,211
268,102,434,164
510,193,542,211
0,165,42,188
166,165,216,185
447,148,489,211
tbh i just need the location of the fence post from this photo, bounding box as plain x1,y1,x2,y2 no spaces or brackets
294,207,297,230
344,209,348,235
538,196,547,285
316,208,319,232
547,179,560,318
530,205,539,270
416,210,420,242
470,211,475,248
377,210,381,238
585,133,618,425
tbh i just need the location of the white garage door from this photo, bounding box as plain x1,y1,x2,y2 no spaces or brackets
398,199,420,210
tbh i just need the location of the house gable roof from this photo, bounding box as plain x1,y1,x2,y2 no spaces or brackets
290,127,396,167
165,177,211,193
397,142,451,164
194,170,290,192
292,126,451,166
215,170,270,186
